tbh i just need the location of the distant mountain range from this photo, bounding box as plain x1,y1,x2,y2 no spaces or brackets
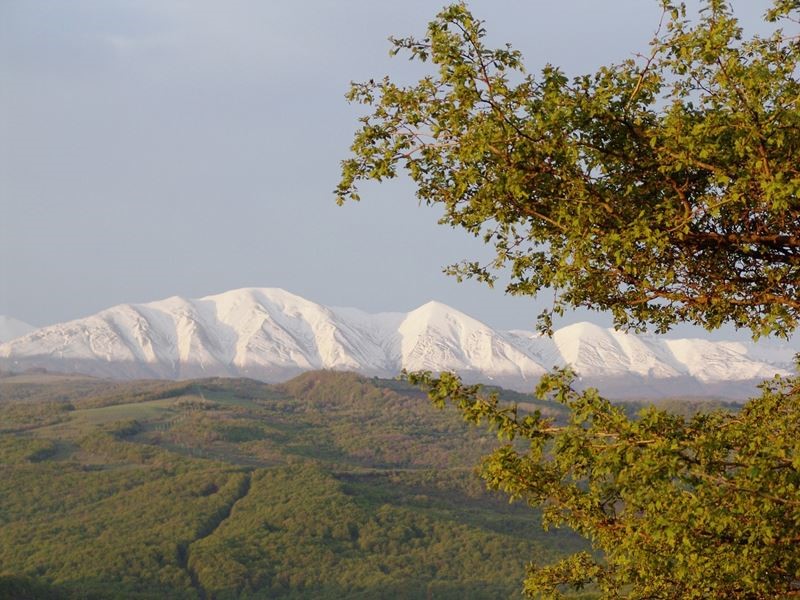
0,288,797,399
0,316,35,343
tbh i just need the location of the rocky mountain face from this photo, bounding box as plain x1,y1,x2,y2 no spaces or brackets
0,288,796,399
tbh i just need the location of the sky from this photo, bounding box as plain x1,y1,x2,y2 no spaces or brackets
0,0,781,340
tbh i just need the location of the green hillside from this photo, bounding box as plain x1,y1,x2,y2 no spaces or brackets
0,371,589,599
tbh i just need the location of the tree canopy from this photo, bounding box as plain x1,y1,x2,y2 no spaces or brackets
406,368,800,599
338,0,800,338
340,1,800,598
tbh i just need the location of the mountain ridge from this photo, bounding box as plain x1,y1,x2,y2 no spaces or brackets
0,287,796,399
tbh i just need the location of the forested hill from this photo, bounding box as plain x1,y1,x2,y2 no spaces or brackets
0,370,594,599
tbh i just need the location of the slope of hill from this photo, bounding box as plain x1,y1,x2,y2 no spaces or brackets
0,315,35,343
0,288,795,398
0,371,587,599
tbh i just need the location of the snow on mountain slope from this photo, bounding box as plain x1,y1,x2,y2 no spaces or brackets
0,288,795,398
663,338,788,383
0,316,36,343
554,322,638,376
553,322,695,380
503,324,684,380
395,301,547,386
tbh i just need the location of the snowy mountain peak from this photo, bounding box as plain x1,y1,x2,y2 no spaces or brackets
554,322,625,372
556,321,610,339
396,300,547,384
0,290,796,399
413,299,459,312
403,300,485,334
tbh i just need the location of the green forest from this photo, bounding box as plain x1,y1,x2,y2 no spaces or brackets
0,370,600,599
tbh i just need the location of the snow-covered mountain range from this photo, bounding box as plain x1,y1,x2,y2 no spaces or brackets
0,288,796,399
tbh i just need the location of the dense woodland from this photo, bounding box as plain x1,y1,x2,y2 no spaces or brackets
0,370,609,599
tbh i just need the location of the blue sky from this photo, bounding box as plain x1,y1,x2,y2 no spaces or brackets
0,1,777,339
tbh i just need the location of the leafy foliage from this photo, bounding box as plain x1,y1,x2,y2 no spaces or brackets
409,367,800,598
338,1,800,337
339,2,800,596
